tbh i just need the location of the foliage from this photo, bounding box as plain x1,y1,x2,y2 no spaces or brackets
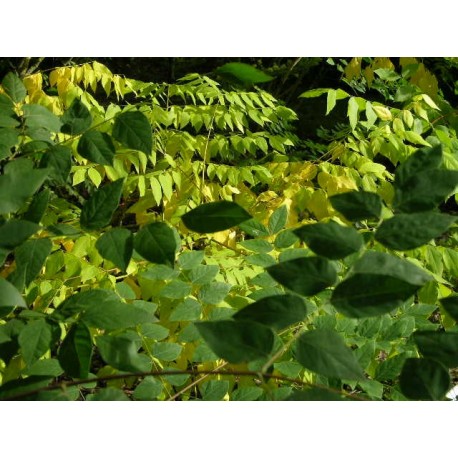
0,59,457,401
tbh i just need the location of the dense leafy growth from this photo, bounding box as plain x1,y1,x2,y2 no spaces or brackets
0,58,457,401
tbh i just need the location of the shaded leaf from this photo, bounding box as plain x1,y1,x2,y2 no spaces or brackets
198,282,231,305
61,98,92,135
267,257,337,296
112,110,152,155
95,227,133,272
170,298,202,321
195,320,275,363
0,219,39,250
77,131,116,166
58,322,93,378
233,294,310,331
294,329,365,380
440,295,458,321
80,178,124,230
399,358,450,400
133,376,162,400
23,189,50,223
413,331,458,368
0,278,26,308
287,388,349,401
294,220,363,259
18,319,53,366
2,72,26,103
22,104,62,132
182,201,251,233
268,205,288,234
216,62,274,85
375,212,456,251
134,222,177,267
39,145,72,184
238,218,270,237
330,191,383,221
87,387,130,401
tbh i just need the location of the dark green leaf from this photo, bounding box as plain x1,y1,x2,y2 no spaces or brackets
201,380,229,400
0,278,26,308
230,386,264,401
112,110,152,155
25,358,64,377
134,222,177,267
95,227,133,272
152,342,182,361
216,63,274,85
87,387,130,401
0,219,39,250
268,205,288,234
233,294,310,331
2,72,27,103
399,358,450,400
394,169,458,213
286,388,349,401
238,218,270,237
198,282,232,305
413,331,458,368
22,104,62,132
0,166,48,214
195,320,275,363
58,289,121,318
9,238,52,289
169,298,202,321
331,273,419,318
239,239,273,253
133,376,163,400
0,376,52,400
159,280,192,299
274,229,299,249
58,322,93,378
77,131,116,166
61,98,92,135
188,264,219,285
0,127,19,160
267,257,337,296
395,144,443,189
294,329,365,380
177,250,205,269
329,191,383,221
245,253,276,267
375,212,456,251
140,323,169,340
80,178,124,230
23,189,50,223
18,318,53,366
97,333,150,372
440,295,458,321
294,220,363,259
39,145,72,184
182,201,251,233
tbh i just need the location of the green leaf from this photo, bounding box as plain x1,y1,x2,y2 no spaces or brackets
348,97,359,130
0,219,39,250
61,98,92,135
268,205,288,234
233,294,310,331
331,274,419,318
25,358,64,377
239,239,273,253
112,110,152,155
152,342,182,361
230,386,264,401
77,131,116,166
195,320,275,363
238,218,270,237
2,72,27,103
58,289,121,317
170,298,202,321
0,166,48,214
198,282,232,305
294,329,365,380
286,388,349,401
133,376,163,400
274,229,299,249
413,331,458,368
201,380,229,400
39,145,72,184
87,387,130,401
329,191,383,221
10,238,52,289
394,169,458,213
23,189,50,223
326,89,337,115
58,322,93,378
159,280,192,299
97,333,150,372
188,264,219,285
134,222,177,267
22,104,62,132
177,250,205,269
140,323,169,340
216,62,273,85
0,278,26,308
95,227,133,272
399,358,450,400
80,178,124,230
0,127,19,160
0,376,52,401
182,201,251,233
440,295,458,321
294,220,363,259
18,319,53,366
375,212,456,251
266,257,337,296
